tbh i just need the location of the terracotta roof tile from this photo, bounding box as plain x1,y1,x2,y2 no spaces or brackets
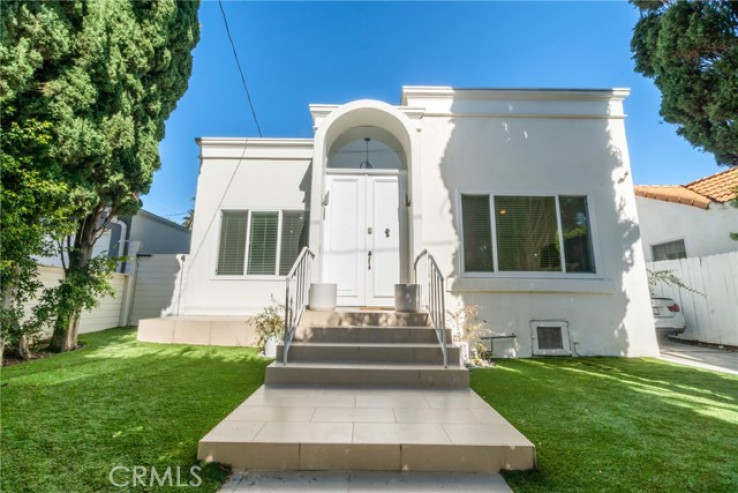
684,168,738,203
635,168,737,209
634,185,712,209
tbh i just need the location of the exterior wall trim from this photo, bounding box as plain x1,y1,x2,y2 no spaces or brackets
401,86,631,102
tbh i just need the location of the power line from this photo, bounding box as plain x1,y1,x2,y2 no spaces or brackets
217,0,263,137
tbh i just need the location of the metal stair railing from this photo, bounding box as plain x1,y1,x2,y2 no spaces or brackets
283,247,315,365
414,249,448,368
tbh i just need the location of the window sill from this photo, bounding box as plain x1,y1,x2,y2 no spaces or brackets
211,275,287,282
450,276,616,294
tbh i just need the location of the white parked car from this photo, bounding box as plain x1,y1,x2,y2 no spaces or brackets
651,297,686,340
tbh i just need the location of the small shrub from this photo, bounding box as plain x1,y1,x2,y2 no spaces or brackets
254,296,285,350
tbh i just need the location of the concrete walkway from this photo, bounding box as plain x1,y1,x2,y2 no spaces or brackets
659,339,738,375
199,386,535,472
220,471,512,492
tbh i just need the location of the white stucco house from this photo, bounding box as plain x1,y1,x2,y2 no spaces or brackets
162,86,658,358
635,168,738,262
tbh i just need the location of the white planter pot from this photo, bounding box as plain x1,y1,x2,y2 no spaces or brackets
459,341,470,364
394,284,420,313
264,337,279,358
308,283,337,311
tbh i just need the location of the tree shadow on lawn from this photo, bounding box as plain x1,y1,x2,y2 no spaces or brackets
1,327,271,493
471,358,738,492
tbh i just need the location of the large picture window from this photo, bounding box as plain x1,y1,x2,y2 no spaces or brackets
460,194,595,274
216,210,308,276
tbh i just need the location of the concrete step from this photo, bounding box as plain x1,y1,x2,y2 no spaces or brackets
297,326,453,344
265,362,469,388
197,386,536,473
277,343,461,366
301,310,431,328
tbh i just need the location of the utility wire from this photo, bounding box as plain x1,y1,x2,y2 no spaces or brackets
218,0,263,137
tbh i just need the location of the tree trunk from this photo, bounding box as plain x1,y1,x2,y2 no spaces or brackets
49,210,99,352
49,313,80,352
17,335,33,360
1,280,18,365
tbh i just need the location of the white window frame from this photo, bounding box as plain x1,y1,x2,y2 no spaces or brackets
651,238,687,262
213,209,305,279
458,192,599,278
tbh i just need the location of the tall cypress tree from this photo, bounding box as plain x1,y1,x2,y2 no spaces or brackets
1,1,200,351
631,0,738,166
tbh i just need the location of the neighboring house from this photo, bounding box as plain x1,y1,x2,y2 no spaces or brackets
29,209,192,334
634,168,738,262
174,86,658,358
36,209,192,271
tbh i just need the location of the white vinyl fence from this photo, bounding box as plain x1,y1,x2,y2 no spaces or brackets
25,266,129,334
647,252,738,346
128,254,186,324
26,254,185,334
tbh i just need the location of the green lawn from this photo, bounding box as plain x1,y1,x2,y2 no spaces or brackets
471,358,738,492
3,330,737,492
1,328,269,492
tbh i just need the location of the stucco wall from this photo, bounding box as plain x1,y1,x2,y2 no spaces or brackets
407,89,658,357
181,90,659,358
635,197,737,262
182,139,313,315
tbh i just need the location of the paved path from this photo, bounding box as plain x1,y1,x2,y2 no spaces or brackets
659,339,738,375
220,471,512,492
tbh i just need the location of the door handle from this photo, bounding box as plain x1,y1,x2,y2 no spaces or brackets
368,250,372,270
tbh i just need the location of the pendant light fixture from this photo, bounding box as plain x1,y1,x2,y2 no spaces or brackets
359,137,373,169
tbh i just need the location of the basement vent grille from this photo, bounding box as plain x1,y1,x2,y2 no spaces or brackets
531,321,571,356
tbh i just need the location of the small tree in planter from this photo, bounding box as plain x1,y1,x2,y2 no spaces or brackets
254,297,284,357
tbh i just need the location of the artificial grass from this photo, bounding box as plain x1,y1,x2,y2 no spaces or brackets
3,332,737,492
471,358,738,492
1,328,270,492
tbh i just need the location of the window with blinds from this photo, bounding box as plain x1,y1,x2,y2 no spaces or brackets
216,211,248,275
459,194,596,274
279,211,308,275
461,195,494,272
495,196,560,272
215,210,309,276
247,212,279,275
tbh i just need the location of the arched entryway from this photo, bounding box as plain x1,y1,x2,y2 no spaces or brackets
322,126,408,306
309,100,420,307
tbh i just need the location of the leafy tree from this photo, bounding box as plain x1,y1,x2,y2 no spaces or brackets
631,0,738,166
1,0,200,352
0,118,72,361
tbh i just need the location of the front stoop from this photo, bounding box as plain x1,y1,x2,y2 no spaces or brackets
198,309,536,473
197,386,536,472
266,310,467,388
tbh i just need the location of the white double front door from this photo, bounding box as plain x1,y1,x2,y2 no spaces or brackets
323,173,406,306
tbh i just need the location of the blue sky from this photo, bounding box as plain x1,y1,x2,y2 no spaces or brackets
150,1,721,223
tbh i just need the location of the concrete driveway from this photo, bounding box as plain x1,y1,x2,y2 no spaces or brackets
659,339,738,375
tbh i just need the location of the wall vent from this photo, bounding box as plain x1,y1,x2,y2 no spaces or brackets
531,321,571,356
